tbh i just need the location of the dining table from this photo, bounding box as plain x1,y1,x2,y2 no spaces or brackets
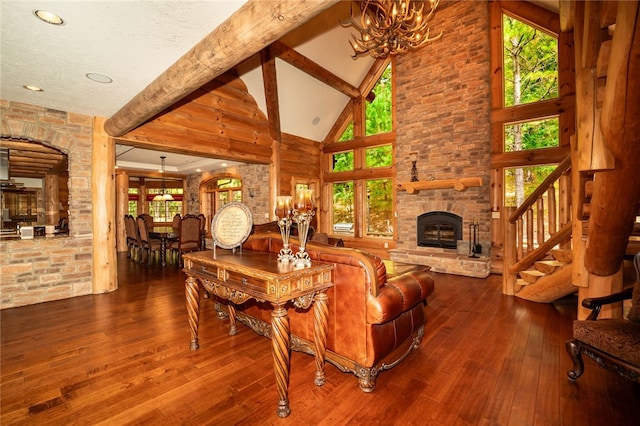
149,225,179,266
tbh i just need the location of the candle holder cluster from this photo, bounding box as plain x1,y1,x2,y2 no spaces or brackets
468,218,482,258
274,189,315,268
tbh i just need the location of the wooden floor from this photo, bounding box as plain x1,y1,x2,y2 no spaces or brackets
2,253,639,425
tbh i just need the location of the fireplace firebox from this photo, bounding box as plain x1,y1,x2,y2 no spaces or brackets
417,211,462,249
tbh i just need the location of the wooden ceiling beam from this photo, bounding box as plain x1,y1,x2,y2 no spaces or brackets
104,0,340,137
270,40,360,98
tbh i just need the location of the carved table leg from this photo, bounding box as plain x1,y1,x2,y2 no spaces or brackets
185,275,200,350
271,303,291,418
160,236,166,267
313,290,329,386
228,304,238,336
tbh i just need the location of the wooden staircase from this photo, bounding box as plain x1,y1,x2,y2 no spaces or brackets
515,249,575,303
503,155,574,302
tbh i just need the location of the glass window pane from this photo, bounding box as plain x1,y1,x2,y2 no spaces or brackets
332,151,354,172
366,63,392,136
339,123,353,141
332,182,354,236
503,14,558,107
232,190,242,202
504,118,559,152
127,201,137,217
504,164,557,207
365,145,392,168
366,179,393,237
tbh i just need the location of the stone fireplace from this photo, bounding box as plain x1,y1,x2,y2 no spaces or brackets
389,2,492,278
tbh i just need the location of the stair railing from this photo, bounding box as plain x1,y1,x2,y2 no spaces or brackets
503,155,573,295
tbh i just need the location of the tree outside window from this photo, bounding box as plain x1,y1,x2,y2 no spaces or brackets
502,14,559,207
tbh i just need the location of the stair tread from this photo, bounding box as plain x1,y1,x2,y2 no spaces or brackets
519,269,547,284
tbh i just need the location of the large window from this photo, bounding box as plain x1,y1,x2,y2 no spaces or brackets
490,1,573,249
126,179,184,223
324,61,395,240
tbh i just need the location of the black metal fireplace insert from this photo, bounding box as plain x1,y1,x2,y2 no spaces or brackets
417,211,462,249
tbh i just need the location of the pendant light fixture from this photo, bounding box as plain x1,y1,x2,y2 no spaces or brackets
153,156,174,201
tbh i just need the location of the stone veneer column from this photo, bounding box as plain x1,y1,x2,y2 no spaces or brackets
391,1,492,276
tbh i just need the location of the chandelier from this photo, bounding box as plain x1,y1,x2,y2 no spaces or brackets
153,156,174,201
341,0,442,59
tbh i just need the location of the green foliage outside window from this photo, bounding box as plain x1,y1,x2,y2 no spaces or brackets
366,145,393,168
332,182,354,234
366,64,392,136
339,122,354,141
504,118,558,152
332,151,354,172
503,15,558,107
366,179,393,237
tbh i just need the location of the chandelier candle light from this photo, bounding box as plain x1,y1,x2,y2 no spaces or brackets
275,196,295,263
292,189,315,269
341,0,442,59
153,156,174,202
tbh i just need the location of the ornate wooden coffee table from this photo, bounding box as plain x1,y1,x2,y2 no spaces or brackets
182,250,334,418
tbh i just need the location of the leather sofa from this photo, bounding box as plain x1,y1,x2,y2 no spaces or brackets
214,232,435,392
251,221,345,247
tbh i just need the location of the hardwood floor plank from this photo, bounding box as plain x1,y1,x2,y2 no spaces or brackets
2,255,639,425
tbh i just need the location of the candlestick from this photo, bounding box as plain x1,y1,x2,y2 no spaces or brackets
293,189,315,268
275,196,294,262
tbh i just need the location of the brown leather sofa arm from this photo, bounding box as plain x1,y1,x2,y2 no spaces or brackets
366,270,435,324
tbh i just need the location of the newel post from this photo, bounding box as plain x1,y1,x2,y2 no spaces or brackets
503,206,517,295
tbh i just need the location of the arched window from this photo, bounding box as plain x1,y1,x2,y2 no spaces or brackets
200,174,243,227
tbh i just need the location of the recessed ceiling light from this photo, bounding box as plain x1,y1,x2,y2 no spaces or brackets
33,10,64,25
86,73,113,84
23,85,44,92
312,116,320,125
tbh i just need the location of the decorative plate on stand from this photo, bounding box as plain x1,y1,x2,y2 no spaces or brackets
211,202,253,250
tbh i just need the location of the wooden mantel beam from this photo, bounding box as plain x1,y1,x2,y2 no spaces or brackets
104,0,339,137
398,177,483,194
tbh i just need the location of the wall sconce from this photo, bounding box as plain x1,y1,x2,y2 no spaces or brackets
189,194,197,205
248,188,255,198
409,151,419,182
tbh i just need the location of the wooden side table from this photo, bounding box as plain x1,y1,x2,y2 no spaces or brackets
183,250,334,418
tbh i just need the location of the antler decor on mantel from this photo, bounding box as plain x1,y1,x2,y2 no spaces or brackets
397,177,483,194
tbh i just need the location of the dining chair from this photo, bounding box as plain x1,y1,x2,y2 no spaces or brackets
137,216,162,265
197,213,206,250
170,214,201,267
124,215,138,259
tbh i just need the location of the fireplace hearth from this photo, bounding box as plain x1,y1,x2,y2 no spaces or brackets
417,211,462,249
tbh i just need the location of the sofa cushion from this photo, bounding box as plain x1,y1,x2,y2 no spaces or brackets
627,281,640,323
573,319,640,366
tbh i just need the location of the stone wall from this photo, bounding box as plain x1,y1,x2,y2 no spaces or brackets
1,100,94,308
392,2,492,276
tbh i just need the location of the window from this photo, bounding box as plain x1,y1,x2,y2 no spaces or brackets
324,59,395,241
201,175,243,227
127,188,138,216
147,187,183,223
332,151,354,172
365,64,393,136
489,1,573,251
503,15,558,107
366,145,393,168
332,182,355,235
366,178,393,237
